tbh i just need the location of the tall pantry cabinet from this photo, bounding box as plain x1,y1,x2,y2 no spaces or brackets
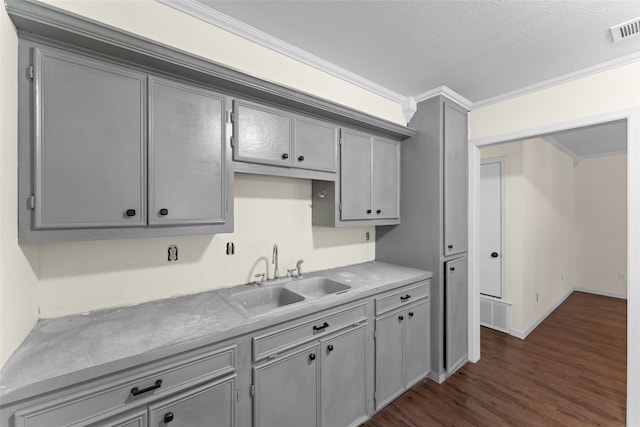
376,96,469,382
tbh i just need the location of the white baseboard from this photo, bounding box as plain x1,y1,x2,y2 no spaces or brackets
574,285,627,300
508,288,574,340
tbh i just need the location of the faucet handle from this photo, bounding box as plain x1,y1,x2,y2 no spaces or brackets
296,259,304,276
254,273,266,283
286,268,297,277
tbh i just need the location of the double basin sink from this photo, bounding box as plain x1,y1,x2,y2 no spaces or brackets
222,277,351,317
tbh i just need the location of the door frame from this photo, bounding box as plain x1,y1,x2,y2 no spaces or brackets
468,107,639,424
479,156,507,301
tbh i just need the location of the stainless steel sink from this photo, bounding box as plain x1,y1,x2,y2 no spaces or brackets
286,277,351,298
230,287,305,316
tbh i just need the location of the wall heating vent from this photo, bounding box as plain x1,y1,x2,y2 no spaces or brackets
610,17,640,42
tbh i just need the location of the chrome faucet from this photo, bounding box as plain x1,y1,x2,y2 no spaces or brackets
272,244,280,280
296,259,304,277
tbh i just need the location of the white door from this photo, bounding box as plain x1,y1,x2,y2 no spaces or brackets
479,159,504,298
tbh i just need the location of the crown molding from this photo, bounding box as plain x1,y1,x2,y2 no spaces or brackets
157,0,408,105
543,136,581,166
414,85,473,110
473,51,640,109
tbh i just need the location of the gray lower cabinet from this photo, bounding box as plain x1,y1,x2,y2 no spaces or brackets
251,306,368,427
93,409,147,427
32,46,146,229
148,377,236,427
253,344,319,427
320,327,367,427
374,282,430,410
149,77,227,225
445,257,468,375
11,344,237,427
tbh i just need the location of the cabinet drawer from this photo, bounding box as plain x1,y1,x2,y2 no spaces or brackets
375,281,430,316
252,303,366,362
13,345,236,427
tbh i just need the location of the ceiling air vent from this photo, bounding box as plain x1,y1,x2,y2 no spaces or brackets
610,17,640,42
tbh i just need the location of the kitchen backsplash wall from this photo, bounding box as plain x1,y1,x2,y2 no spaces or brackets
36,174,375,318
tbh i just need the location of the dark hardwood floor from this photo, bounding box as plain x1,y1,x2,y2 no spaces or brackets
363,291,627,426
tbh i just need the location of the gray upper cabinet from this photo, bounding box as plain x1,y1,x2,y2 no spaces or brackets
293,115,338,172
33,46,146,229
340,129,373,220
234,99,292,167
149,77,226,225
233,99,338,177
340,129,400,222
372,137,400,220
443,102,468,256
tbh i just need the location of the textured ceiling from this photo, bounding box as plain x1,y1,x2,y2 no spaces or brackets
196,0,640,103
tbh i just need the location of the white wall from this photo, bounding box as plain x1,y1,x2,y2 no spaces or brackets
0,6,40,367
480,138,575,334
470,60,640,425
0,0,405,364
575,154,627,298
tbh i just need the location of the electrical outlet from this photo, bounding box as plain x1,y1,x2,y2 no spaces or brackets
365,231,370,241
168,245,178,262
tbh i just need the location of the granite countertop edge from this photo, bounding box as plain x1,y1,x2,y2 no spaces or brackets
0,261,432,406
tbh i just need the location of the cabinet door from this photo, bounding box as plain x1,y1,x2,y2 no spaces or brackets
374,310,405,409
372,137,400,219
293,116,338,172
91,409,147,427
253,345,318,427
321,326,367,427
33,47,146,229
446,257,468,375
149,78,226,225
404,300,430,386
340,129,372,220
148,376,236,427
443,102,468,255
234,100,292,167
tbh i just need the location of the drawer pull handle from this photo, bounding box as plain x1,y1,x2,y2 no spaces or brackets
313,322,329,331
400,294,411,301
131,379,162,396
163,412,174,423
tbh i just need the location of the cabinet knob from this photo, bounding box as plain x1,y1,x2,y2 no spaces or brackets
298,155,305,162
398,315,404,321
163,412,174,423
309,353,316,361
491,252,499,258
450,266,456,272
409,312,414,318
159,208,168,216
282,153,289,160
448,244,453,250
126,209,136,217
327,345,334,352
367,209,372,214
376,209,381,214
